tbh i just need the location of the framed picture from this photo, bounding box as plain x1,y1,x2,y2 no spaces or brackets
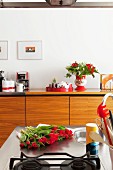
17,41,42,60
0,41,8,60
100,74,113,90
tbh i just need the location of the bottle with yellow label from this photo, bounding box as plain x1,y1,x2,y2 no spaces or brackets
86,123,99,155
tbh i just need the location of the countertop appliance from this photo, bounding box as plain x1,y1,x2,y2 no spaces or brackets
0,127,112,170
16,71,29,90
0,70,5,92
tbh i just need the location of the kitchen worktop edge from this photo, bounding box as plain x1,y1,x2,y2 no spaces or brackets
25,88,113,95
0,88,113,96
0,92,25,96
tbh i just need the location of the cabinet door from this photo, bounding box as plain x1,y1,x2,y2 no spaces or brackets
26,96,69,126
0,96,25,147
70,96,113,125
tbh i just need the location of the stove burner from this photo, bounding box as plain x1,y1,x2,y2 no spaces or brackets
61,156,100,170
22,160,42,170
71,158,86,169
10,158,49,170
9,152,101,170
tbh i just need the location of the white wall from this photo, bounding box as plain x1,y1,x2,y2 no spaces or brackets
0,8,113,89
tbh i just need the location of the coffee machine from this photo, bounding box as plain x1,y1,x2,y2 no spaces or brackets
0,70,5,92
16,71,29,90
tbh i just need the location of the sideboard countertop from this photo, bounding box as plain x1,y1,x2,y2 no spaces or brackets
25,88,113,95
0,88,113,96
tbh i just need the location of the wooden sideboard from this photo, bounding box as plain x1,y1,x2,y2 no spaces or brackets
0,89,113,147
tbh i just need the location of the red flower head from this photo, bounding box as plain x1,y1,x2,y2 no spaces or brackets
20,143,25,148
26,141,30,145
38,136,47,143
86,64,91,69
71,62,78,67
91,66,95,74
32,142,38,148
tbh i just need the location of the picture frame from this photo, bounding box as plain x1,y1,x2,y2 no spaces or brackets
100,74,113,90
0,41,8,60
17,41,42,60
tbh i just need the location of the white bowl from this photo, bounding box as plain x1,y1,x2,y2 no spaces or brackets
74,127,86,144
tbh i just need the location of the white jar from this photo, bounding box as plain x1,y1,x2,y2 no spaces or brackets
2,80,10,92
9,81,15,92
16,83,24,92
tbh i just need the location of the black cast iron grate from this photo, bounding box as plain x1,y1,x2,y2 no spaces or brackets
9,152,101,170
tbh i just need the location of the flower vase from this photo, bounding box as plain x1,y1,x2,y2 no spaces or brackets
75,75,87,91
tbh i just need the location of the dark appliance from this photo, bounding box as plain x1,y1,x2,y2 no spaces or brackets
9,152,100,170
0,70,5,92
16,71,29,90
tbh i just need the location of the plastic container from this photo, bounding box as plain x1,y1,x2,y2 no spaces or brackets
2,80,10,92
16,83,24,92
9,81,15,92
86,123,99,155
46,87,73,92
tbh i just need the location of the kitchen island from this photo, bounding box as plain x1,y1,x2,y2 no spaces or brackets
0,126,112,170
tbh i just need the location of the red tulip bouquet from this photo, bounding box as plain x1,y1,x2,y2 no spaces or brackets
19,125,73,149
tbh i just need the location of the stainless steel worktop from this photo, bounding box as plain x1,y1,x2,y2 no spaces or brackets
0,126,112,170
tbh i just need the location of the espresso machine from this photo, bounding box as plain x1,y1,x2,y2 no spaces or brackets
0,70,5,92
16,71,29,90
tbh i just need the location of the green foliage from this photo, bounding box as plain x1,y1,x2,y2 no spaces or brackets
52,78,57,83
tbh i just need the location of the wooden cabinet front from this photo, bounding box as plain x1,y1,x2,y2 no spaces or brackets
70,96,100,125
70,96,113,125
0,96,25,147
26,96,69,126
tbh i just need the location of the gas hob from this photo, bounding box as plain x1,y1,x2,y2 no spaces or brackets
10,152,100,170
